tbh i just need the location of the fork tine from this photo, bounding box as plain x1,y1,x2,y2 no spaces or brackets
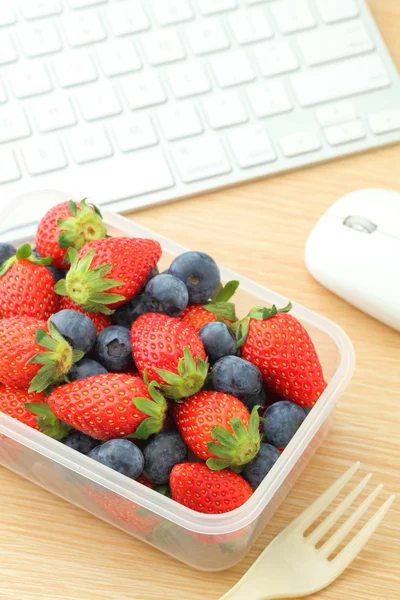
307,473,372,546
331,495,395,573
293,462,360,533
320,483,384,558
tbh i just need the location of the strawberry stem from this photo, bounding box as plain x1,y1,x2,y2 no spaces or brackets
0,243,52,277
232,302,293,348
203,280,239,322
156,347,209,401
126,381,168,440
23,402,72,440
57,198,107,252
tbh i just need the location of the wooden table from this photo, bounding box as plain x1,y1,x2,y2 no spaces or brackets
1,1,400,598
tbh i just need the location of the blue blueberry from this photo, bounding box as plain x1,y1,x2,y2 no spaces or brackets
111,294,147,329
88,445,102,461
199,321,236,363
94,326,133,372
143,265,159,288
89,439,144,479
169,251,220,304
263,401,306,448
143,274,188,317
243,387,266,412
212,356,263,402
68,358,108,381
242,444,280,489
143,431,188,485
63,430,101,455
0,243,15,266
49,309,97,353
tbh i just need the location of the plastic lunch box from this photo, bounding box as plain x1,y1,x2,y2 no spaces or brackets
0,192,355,572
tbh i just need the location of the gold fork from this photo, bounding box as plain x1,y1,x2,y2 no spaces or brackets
221,462,394,600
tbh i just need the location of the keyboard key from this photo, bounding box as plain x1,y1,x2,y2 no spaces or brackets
141,31,186,66
0,107,31,143
0,33,18,65
247,82,292,118
106,1,150,37
198,0,237,14
68,0,107,7
324,120,366,146
76,82,122,121
368,109,400,134
228,125,276,168
228,8,273,44
315,0,359,23
64,10,106,47
9,64,53,99
0,5,16,26
20,0,62,20
0,78,7,103
280,131,321,157
297,21,374,66
0,150,20,184
149,0,194,25
120,72,166,109
171,137,231,182
111,114,158,152
166,62,211,98
254,40,298,76
316,101,357,127
66,125,113,163
53,51,97,87
21,139,68,175
157,104,203,140
202,91,248,129
31,95,77,132
291,55,391,107
270,0,316,34
210,50,255,87
97,40,141,76
19,22,62,57
186,20,230,55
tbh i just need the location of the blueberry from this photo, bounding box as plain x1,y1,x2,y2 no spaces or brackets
47,265,65,283
242,444,280,489
143,274,188,317
49,309,97,353
169,251,220,304
111,294,147,329
68,358,108,381
88,445,102,461
143,265,159,288
243,387,266,412
94,326,133,372
63,430,101,455
0,243,15,266
143,431,188,485
303,406,313,417
263,401,306,448
89,439,144,480
199,322,236,363
212,356,263,402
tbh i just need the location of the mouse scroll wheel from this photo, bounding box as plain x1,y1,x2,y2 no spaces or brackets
343,215,378,234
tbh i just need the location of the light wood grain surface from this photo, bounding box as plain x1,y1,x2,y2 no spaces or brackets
1,1,400,599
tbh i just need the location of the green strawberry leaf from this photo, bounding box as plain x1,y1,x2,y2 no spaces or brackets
212,280,240,303
203,302,237,322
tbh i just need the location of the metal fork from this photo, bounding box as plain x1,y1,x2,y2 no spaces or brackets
221,462,395,600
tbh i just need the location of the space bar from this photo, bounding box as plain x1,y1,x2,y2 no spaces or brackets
290,55,391,107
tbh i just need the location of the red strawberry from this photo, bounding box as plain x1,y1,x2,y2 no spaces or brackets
170,463,252,514
137,474,156,489
43,373,167,441
175,391,261,470
55,237,162,314
59,296,112,334
0,385,46,431
237,304,327,408
131,313,208,401
0,243,58,320
36,198,107,268
0,317,83,392
178,305,217,332
177,280,239,332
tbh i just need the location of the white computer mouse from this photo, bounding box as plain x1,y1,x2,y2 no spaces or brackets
305,189,400,331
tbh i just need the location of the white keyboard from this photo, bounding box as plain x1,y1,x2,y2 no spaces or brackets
0,0,400,226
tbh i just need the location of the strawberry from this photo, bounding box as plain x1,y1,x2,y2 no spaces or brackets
36,198,107,269
170,463,252,514
236,304,327,408
0,317,83,392
39,373,167,441
59,296,112,334
177,280,239,333
55,237,162,314
175,391,261,470
0,244,58,320
137,474,156,489
130,313,208,401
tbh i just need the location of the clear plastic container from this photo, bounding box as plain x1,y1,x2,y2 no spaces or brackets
0,192,355,572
